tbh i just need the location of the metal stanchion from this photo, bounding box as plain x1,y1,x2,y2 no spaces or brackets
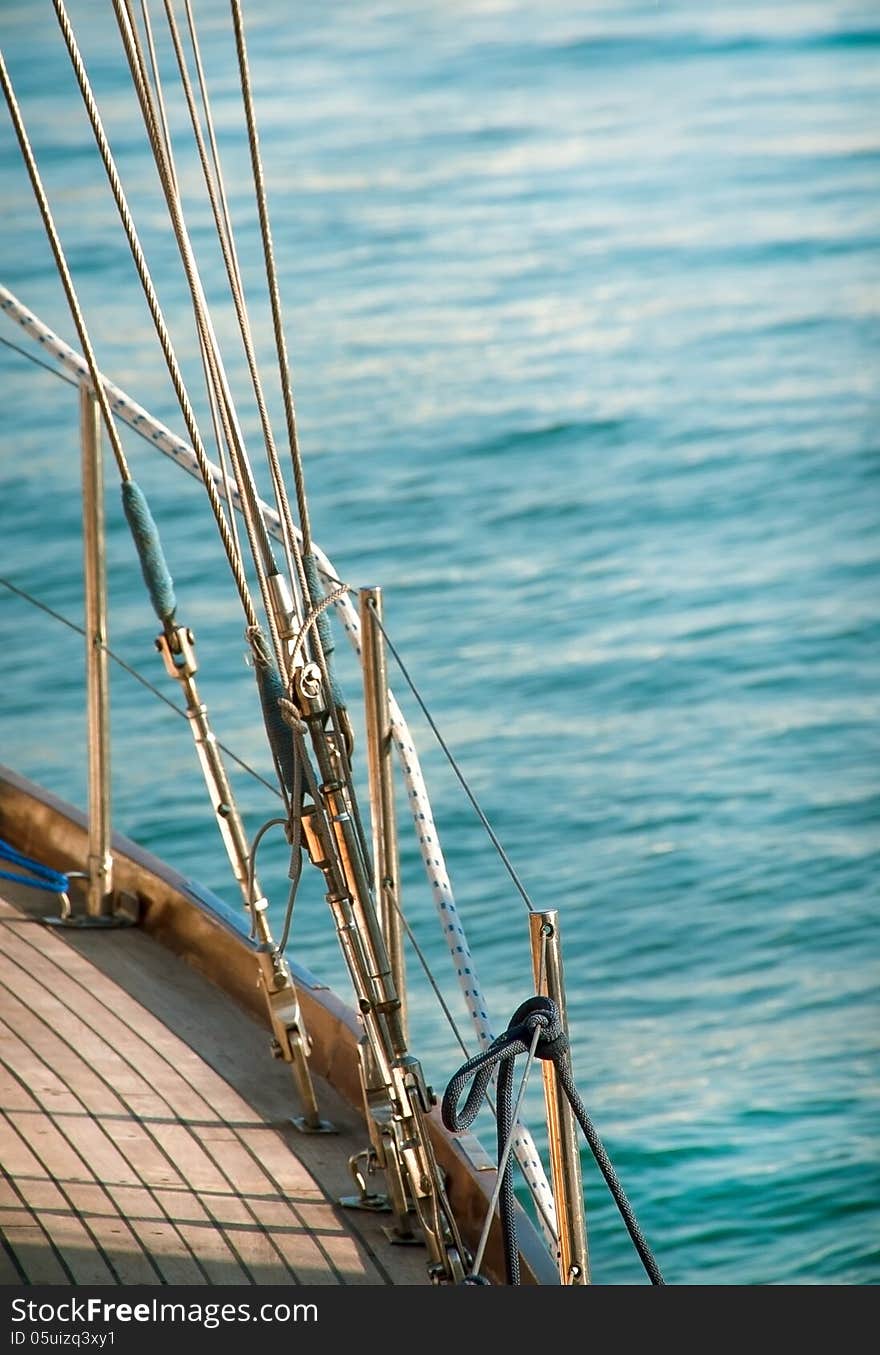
359,586,406,1041
529,909,589,1284
48,386,127,928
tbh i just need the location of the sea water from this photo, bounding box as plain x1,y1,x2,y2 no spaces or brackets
0,0,877,1285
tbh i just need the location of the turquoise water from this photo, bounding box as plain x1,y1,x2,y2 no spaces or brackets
1,1,878,1285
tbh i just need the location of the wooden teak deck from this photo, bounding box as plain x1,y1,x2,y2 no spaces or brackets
0,881,428,1287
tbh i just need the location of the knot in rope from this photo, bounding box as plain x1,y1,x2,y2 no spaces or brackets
278,695,307,737
507,995,568,1062
246,623,273,669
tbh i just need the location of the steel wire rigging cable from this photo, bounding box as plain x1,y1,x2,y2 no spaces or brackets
229,0,360,854
134,0,366,865
0,552,505,1178
368,601,539,916
50,0,329,919
50,6,474,1276
49,0,260,633
110,0,288,673
0,52,131,486
162,0,306,608
2,0,563,1233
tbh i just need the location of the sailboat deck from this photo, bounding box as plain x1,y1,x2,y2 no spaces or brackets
0,881,428,1287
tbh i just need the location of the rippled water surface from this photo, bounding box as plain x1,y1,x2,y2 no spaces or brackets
1,1,878,1285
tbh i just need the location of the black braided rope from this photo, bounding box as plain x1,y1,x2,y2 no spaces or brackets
442,997,562,1284
442,996,665,1286
553,1054,664,1284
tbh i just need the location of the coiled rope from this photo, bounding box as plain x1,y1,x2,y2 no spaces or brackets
443,996,665,1286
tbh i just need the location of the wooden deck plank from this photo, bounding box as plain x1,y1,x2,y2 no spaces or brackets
26,920,279,1125
123,1216,210,1286
0,1215,69,1284
14,1176,72,1215
13,1178,116,1284
8,920,301,1132
63,1182,162,1285
236,1124,327,1201
0,1049,40,1112
145,1122,234,1196
0,929,289,1288
0,909,235,1129
0,1109,52,1180
177,1128,335,1282
232,1127,387,1284
174,1223,253,1285
105,1183,168,1223
26,1210,117,1286
6,1108,96,1186
153,1185,252,1286
184,1189,296,1285
97,1117,187,1193
0,1238,24,1283
247,1195,351,1285
66,1114,168,1190
151,1185,253,1284
66,1181,125,1217
192,1124,283,1197
0,1178,70,1284
307,1226,387,1287
2,923,249,1125
82,1215,162,1286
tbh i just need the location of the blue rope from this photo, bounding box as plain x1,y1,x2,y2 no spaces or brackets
0,837,69,894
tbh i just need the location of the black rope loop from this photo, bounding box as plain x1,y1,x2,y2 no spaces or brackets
441,1027,525,1137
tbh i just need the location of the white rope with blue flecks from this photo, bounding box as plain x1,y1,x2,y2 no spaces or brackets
0,282,559,1244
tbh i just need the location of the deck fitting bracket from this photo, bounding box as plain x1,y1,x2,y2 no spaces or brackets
290,1113,337,1135
43,878,136,930
258,949,336,1133
381,1223,424,1247
44,914,134,929
339,1147,393,1214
